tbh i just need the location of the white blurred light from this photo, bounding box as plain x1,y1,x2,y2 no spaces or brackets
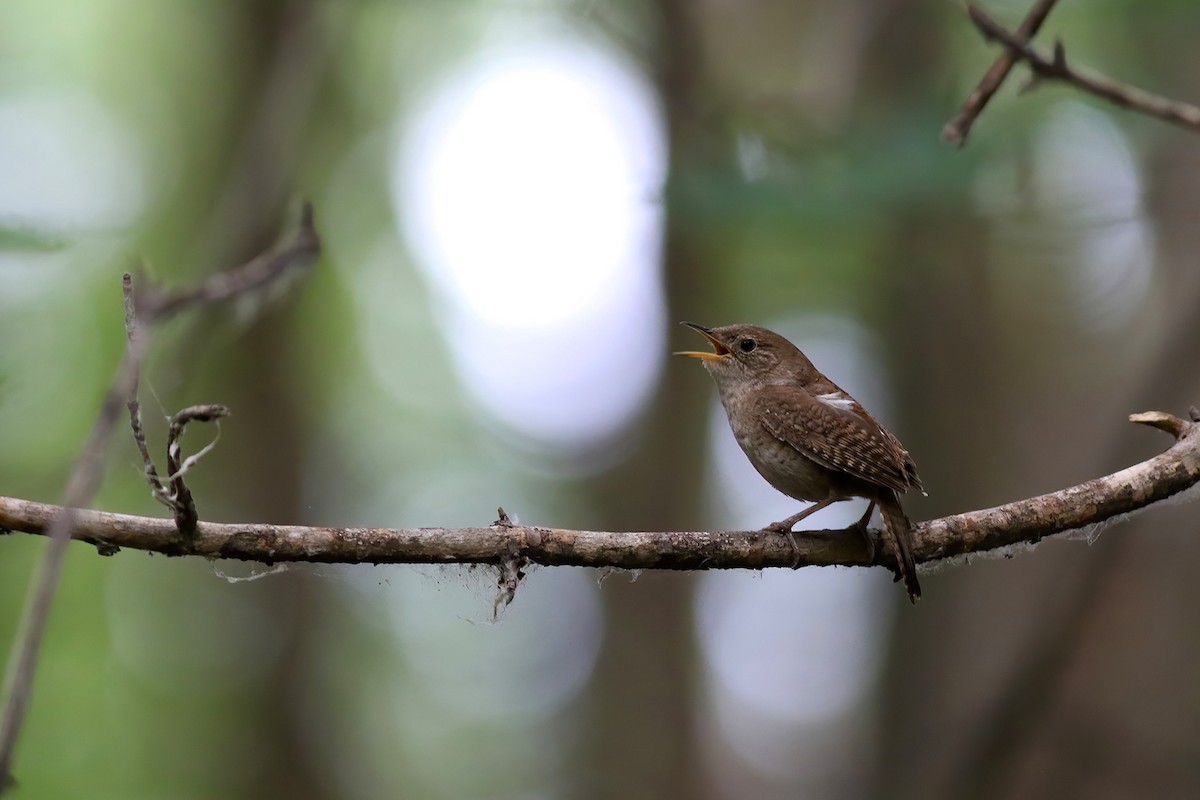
0,87,145,230
698,568,885,733
1035,103,1152,328
386,565,604,722
395,43,666,449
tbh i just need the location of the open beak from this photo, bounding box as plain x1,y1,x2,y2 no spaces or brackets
674,322,730,362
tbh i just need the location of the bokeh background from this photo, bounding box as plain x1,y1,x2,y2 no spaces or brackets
2,1,1200,798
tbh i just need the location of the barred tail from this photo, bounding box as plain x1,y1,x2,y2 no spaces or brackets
880,493,921,603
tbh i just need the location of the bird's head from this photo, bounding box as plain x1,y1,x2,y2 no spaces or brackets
675,322,815,391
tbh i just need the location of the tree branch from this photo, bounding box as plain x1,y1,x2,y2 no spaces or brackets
943,0,1062,147
137,202,319,318
964,4,1200,135
0,203,319,791
2,410,1196,575
0,330,148,794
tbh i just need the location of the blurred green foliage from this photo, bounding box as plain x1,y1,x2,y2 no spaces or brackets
3,0,1200,798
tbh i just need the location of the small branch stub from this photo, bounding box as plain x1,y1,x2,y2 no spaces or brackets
1129,410,1188,439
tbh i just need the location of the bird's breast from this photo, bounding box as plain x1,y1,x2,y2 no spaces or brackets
729,419,843,502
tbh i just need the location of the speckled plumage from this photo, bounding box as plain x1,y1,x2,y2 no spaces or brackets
678,322,922,601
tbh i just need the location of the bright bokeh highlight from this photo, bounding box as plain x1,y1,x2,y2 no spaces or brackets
395,42,667,450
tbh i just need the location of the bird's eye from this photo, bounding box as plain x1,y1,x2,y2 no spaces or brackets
739,338,756,352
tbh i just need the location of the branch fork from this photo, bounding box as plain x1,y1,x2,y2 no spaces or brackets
944,1,1200,145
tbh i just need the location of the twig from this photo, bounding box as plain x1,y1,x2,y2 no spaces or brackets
0,334,147,792
943,0,1062,147
966,4,1200,134
138,202,319,319
1,411,1196,573
156,405,230,537
0,204,320,790
125,273,170,508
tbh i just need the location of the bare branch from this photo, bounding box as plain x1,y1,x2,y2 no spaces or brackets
965,4,1200,134
0,204,320,789
139,201,319,319
0,318,149,791
125,273,169,504
1,412,1196,576
943,0,1062,147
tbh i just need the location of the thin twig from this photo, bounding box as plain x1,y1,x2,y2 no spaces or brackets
161,405,230,537
943,0,1062,147
0,331,148,791
0,204,319,790
125,273,168,502
141,202,319,318
967,4,1200,134
1,411,1196,573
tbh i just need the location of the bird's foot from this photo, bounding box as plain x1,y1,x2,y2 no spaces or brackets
850,519,877,563
763,520,801,568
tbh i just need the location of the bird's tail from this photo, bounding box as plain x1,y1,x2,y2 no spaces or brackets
880,493,921,603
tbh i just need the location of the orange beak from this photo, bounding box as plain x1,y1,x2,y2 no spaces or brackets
674,322,730,362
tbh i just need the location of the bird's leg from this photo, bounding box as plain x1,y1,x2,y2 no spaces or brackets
852,501,877,563
764,499,839,568
765,498,839,533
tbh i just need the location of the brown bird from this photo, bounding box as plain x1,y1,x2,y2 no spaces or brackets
676,322,922,601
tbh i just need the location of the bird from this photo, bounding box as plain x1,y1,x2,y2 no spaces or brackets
676,322,922,601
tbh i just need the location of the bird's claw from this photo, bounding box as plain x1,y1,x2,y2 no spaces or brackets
762,522,802,568
850,520,877,563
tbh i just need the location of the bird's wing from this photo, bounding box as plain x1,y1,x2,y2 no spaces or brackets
880,425,922,492
753,385,915,494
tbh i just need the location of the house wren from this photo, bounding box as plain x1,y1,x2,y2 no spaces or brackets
676,322,922,601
